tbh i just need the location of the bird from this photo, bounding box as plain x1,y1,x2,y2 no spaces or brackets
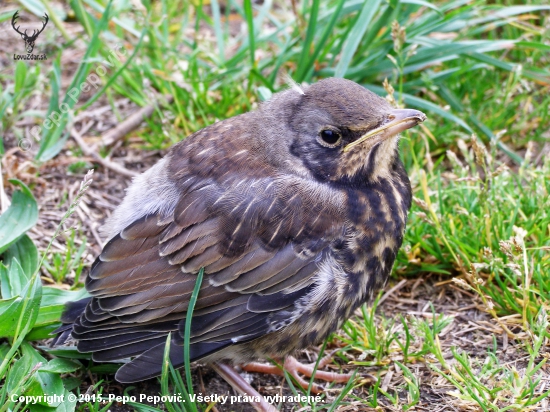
53,77,425,409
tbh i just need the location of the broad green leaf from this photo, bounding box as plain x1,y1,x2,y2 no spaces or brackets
38,389,78,412
36,304,66,327
2,234,39,280
32,287,88,334
0,274,42,339
35,304,65,327
0,342,9,359
28,288,88,339
89,363,120,374
0,180,38,254
19,342,62,408
21,339,47,363
0,296,24,337
26,324,61,341
39,358,81,374
42,347,92,360
0,258,28,299
40,287,89,307
0,264,8,299
27,371,64,406
21,275,43,338
5,352,34,395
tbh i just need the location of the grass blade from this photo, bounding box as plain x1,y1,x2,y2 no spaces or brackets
295,0,320,82
183,268,204,395
0,180,38,254
211,0,225,65
243,0,256,69
36,0,114,161
78,27,148,112
335,0,383,78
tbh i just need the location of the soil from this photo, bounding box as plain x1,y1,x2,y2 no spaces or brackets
1,3,547,410
2,84,545,412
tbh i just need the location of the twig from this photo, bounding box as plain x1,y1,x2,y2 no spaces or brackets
74,99,130,123
379,279,408,305
71,127,138,178
101,95,174,147
89,222,105,250
75,206,104,250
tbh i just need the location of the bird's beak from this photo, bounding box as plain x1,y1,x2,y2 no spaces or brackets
343,108,427,153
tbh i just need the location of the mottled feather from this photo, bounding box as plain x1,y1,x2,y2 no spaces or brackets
54,78,422,385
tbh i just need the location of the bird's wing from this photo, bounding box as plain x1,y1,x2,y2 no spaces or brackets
71,170,345,382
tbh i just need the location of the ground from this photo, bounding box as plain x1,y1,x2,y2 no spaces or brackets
5,139,547,411
1,1,549,411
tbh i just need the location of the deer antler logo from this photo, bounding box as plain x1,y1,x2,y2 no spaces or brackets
12,10,49,54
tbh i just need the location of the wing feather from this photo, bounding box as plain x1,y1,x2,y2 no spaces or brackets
66,150,347,383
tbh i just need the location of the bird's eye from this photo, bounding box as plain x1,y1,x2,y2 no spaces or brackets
318,129,342,147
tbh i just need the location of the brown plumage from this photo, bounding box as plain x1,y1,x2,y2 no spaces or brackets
54,78,425,385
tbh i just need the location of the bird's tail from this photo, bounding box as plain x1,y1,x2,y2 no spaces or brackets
50,297,92,346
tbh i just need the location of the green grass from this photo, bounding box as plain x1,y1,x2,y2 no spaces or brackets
0,0,549,411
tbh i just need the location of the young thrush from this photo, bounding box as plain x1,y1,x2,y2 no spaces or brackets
55,78,425,406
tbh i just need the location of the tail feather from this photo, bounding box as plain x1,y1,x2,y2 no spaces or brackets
115,339,232,383
50,297,92,346
92,336,168,361
61,297,92,323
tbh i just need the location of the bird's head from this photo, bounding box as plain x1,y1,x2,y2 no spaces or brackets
256,77,426,184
